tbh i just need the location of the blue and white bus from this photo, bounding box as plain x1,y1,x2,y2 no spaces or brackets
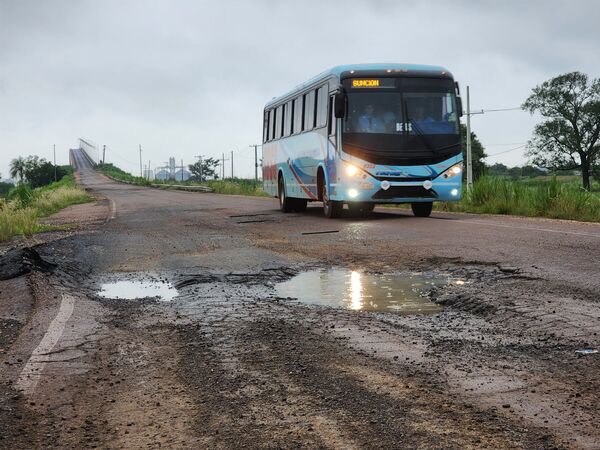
262,63,463,218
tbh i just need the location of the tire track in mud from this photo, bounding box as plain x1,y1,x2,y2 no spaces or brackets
234,318,563,450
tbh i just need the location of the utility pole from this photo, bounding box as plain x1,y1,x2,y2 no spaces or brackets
466,86,473,192
102,145,106,164
231,151,234,180
148,160,151,180
181,159,184,182
53,144,57,182
139,144,143,177
221,153,230,180
249,144,261,182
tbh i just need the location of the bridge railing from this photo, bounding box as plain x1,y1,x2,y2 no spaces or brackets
79,138,99,166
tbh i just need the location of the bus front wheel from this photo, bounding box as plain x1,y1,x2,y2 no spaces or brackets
322,182,342,218
411,202,433,217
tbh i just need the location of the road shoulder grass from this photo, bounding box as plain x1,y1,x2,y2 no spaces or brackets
0,175,93,242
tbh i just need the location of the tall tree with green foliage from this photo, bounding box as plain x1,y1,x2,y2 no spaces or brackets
188,157,220,181
460,124,487,180
23,156,66,188
523,72,600,190
9,156,27,182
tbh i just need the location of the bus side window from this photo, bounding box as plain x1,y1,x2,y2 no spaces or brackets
280,104,286,138
263,111,269,143
328,96,336,136
304,91,315,131
270,109,276,141
289,100,295,135
316,86,327,128
284,101,292,137
296,96,304,133
275,105,283,139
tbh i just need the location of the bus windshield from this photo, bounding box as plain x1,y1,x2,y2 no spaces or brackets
340,76,461,165
343,81,459,135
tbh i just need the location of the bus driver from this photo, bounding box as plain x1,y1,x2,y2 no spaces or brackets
357,104,384,133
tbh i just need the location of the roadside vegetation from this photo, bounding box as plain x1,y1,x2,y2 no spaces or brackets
99,161,268,196
1,162,92,242
438,175,600,222
154,178,269,196
97,163,150,186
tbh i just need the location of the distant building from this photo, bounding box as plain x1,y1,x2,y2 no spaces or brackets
155,169,170,181
169,157,177,179
174,169,191,181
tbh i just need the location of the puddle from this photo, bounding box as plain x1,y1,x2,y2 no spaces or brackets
276,269,447,314
98,280,178,301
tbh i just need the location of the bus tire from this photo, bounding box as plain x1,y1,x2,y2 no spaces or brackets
411,202,433,217
292,198,307,212
348,202,374,217
321,181,342,218
278,174,293,213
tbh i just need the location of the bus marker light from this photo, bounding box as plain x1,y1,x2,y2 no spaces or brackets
381,180,391,190
423,180,433,190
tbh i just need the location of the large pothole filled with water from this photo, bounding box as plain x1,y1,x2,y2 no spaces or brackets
276,268,459,314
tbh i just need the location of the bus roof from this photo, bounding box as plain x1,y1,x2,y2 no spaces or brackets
265,63,452,108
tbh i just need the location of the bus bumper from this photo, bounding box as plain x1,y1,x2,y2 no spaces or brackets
333,178,462,203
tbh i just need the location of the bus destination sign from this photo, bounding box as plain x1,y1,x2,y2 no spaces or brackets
351,78,395,88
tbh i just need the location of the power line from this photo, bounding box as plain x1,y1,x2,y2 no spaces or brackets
468,106,523,116
484,142,528,147
486,144,527,157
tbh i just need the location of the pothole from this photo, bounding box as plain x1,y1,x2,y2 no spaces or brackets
276,269,461,314
98,280,178,301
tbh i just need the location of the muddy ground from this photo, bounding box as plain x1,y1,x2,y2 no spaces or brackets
1,149,599,449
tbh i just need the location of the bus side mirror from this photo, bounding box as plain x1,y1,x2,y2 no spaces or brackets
456,97,463,117
334,92,346,119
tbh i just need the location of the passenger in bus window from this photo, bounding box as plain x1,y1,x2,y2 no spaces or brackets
412,105,435,123
357,104,384,133
383,102,404,133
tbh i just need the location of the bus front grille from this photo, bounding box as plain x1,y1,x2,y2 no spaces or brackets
372,186,438,199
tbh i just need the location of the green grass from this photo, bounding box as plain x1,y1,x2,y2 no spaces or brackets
0,175,92,242
203,179,269,196
437,176,600,222
97,163,151,186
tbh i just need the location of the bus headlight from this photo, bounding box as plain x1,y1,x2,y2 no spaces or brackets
348,188,359,198
346,164,359,177
440,163,462,179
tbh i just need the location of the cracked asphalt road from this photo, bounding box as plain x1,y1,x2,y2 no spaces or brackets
1,148,599,449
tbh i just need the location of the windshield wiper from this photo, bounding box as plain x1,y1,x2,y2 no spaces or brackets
408,119,460,154
408,118,433,151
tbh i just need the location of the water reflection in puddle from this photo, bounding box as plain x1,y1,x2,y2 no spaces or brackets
276,269,446,314
98,280,178,301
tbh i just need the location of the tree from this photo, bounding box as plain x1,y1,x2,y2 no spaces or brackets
23,156,66,187
10,156,65,187
188,157,220,181
521,165,546,178
9,156,27,182
523,72,600,190
488,163,509,176
460,124,487,180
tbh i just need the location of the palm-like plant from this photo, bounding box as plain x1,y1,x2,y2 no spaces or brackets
10,156,26,182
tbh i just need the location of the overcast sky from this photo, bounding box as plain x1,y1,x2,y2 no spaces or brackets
1,0,599,180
